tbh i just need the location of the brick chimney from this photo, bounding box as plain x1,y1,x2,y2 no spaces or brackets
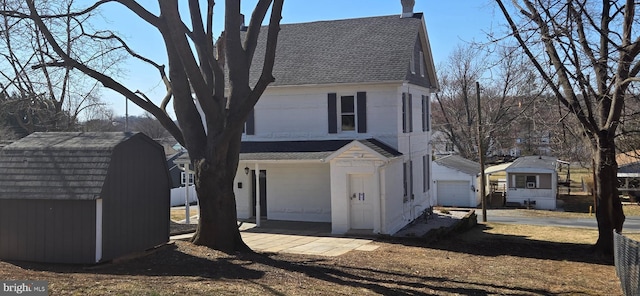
401,0,415,18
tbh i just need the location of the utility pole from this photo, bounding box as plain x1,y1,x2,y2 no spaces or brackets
476,81,487,222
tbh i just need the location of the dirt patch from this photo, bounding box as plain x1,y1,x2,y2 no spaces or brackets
0,223,623,295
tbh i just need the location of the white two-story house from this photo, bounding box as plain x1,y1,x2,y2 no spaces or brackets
233,1,439,235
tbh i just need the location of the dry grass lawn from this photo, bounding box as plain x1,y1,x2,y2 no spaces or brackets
0,221,624,295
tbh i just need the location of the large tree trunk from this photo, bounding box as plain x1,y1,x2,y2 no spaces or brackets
593,132,625,254
189,131,250,253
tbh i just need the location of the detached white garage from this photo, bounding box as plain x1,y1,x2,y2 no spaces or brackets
433,155,480,207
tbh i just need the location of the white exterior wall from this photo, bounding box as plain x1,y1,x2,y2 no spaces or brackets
244,84,400,144
382,159,414,235
330,159,382,234
236,82,436,234
505,170,557,210
329,156,408,235
395,84,434,229
234,162,331,222
431,163,479,207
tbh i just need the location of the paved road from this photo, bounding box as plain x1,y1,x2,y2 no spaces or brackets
476,210,640,233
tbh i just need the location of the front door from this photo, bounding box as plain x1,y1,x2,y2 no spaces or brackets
251,170,267,217
349,174,373,229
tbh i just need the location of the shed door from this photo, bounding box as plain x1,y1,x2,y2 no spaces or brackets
349,174,373,229
437,181,470,207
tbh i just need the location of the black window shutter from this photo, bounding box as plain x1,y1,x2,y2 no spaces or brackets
425,95,430,131
328,93,337,134
408,93,413,133
422,95,427,132
402,93,407,133
357,92,367,133
245,108,255,135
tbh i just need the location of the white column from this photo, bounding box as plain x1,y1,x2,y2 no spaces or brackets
255,163,261,227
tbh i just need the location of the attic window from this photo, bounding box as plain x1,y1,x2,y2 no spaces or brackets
419,51,425,77
410,54,416,74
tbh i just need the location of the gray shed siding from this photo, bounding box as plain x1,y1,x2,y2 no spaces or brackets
0,132,170,264
100,135,170,261
0,199,95,264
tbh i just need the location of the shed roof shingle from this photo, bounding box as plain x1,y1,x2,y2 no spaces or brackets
0,132,135,200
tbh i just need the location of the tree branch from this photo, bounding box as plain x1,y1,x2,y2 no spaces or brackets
25,0,184,145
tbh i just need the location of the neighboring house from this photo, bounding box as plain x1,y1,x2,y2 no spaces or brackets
616,150,640,198
230,2,438,235
505,156,558,210
432,155,480,208
0,132,170,264
430,131,458,156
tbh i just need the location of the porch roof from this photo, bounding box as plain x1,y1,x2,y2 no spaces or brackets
240,139,401,161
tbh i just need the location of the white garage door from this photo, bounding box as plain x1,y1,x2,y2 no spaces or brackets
437,181,471,207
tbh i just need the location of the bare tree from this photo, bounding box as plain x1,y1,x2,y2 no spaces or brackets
130,113,171,139
2,0,284,253
432,44,488,160
495,0,640,254
0,0,114,136
432,43,541,161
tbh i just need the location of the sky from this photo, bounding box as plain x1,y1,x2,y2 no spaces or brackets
95,0,503,117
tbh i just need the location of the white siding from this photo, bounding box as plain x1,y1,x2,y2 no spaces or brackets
234,163,331,222
244,84,400,142
236,82,436,234
431,162,479,207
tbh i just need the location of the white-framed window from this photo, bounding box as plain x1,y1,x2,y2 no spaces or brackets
340,95,356,132
328,92,367,134
445,143,455,152
514,175,537,189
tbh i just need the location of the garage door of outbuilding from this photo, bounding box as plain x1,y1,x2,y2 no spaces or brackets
437,181,470,207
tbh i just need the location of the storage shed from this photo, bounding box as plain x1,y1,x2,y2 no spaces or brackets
505,155,558,210
0,132,170,264
432,155,480,207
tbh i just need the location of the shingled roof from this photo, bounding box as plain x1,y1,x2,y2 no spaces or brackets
249,13,436,87
0,132,135,200
435,155,481,176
